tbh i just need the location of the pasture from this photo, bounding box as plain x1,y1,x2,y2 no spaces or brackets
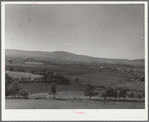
5,64,87,74
63,72,127,86
6,91,144,109
5,63,144,92
6,98,144,109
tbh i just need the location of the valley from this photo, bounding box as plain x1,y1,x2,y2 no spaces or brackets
5,49,145,109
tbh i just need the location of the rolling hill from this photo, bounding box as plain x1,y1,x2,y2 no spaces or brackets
5,49,144,66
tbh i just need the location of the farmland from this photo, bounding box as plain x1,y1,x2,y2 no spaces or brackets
5,63,144,88
4,2,146,114
5,70,43,81
5,63,87,75
5,50,145,109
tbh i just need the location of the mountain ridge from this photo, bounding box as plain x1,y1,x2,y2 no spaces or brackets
5,49,144,65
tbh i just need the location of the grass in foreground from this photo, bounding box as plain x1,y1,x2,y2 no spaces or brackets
6,98,144,109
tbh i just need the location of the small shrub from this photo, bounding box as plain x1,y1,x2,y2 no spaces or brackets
17,69,25,72
129,93,134,101
10,66,14,71
137,94,142,100
19,90,29,99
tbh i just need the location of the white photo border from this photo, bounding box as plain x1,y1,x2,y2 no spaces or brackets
1,1,148,121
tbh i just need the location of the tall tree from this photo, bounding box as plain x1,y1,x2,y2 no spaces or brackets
74,78,79,91
8,60,12,64
9,66,14,71
8,81,22,98
74,78,79,83
101,92,107,100
137,94,142,101
129,93,136,107
142,92,145,98
49,83,57,99
119,89,128,101
84,84,96,100
129,93,134,101
5,74,14,96
113,91,118,100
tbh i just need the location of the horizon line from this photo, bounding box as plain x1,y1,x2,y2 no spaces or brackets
5,48,145,61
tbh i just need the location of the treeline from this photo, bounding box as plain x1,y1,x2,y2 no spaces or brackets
84,84,145,101
5,74,28,98
6,66,71,85
41,72,70,85
6,70,70,85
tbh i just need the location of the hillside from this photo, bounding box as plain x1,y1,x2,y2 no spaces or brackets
5,49,144,66
5,49,145,93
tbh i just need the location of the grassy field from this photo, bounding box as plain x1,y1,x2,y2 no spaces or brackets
5,53,145,109
63,72,127,86
6,91,145,109
5,64,87,74
5,63,144,91
6,98,144,109
62,69,144,90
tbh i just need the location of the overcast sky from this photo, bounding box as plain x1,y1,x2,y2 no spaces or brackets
5,4,144,59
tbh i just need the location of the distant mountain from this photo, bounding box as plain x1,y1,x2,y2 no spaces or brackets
5,49,144,66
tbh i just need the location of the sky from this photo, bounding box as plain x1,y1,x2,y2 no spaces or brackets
5,4,145,60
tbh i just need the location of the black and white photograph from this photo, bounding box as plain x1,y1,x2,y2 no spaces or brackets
1,1,148,121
